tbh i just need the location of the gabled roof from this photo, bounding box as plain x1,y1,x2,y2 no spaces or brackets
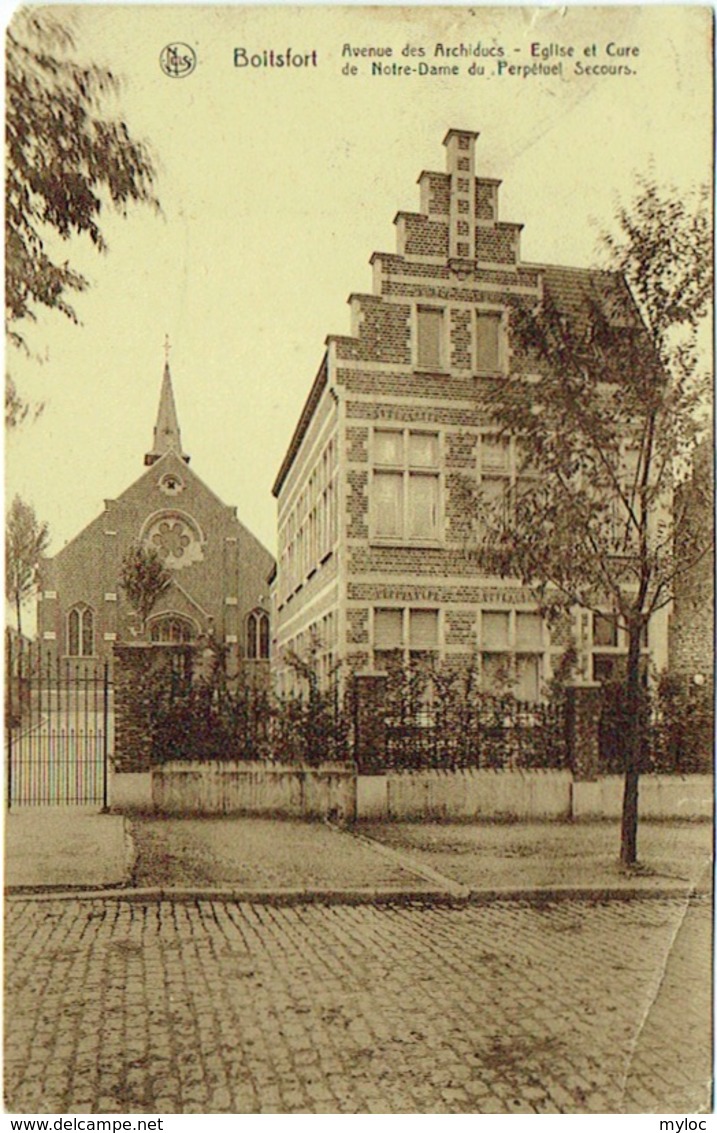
272,353,328,498
531,264,644,332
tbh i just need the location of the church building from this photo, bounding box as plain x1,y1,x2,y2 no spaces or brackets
37,360,274,673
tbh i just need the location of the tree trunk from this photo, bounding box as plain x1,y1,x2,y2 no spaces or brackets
620,767,639,865
620,622,644,866
15,593,22,639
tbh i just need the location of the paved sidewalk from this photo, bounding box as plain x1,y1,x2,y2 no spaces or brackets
5,811,712,899
128,815,430,894
5,808,129,890
358,820,713,897
123,814,713,901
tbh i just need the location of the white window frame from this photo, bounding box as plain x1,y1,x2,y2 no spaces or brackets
148,613,197,645
246,609,270,661
477,431,539,516
372,606,442,669
479,607,546,701
589,610,649,683
370,426,443,546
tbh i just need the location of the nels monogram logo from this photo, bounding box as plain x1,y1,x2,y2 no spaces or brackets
160,43,197,78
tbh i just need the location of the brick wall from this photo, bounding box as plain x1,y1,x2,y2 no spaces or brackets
272,129,658,699
669,443,714,677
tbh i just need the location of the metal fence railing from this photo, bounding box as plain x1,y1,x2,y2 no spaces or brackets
6,634,111,808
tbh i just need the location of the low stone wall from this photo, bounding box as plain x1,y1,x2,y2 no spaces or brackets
572,775,713,820
109,771,153,811
145,763,710,822
358,770,573,821
151,761,356,820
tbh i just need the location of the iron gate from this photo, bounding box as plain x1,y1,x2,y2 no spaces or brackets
6,635,111,808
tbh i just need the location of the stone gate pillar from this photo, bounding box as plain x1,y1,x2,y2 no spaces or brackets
566,681,604,781
352,674,388,772
113,643,157,772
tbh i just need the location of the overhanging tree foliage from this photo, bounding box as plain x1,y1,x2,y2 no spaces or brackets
472,180,712,866
5,10,158,423
118,543,171,637
5,494,50,637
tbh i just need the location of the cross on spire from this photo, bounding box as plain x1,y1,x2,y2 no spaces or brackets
144,343,190,466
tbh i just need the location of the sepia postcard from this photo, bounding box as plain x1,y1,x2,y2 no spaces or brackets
4,3,714,1122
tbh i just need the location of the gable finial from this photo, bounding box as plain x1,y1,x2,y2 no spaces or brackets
163,334,171,365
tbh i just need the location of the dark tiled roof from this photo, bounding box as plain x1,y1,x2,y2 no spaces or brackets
272,353,328,498
535,264,643,331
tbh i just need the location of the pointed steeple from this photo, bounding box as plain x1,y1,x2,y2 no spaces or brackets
145,343,190,466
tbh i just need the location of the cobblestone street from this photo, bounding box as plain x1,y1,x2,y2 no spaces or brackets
5,894,711,1114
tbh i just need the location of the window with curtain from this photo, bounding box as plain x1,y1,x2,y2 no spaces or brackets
372,428,440,544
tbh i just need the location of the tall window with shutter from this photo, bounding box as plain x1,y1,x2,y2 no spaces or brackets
416,306,444,369
475,310,503,373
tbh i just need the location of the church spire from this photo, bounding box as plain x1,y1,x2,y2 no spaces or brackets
144,340,190,466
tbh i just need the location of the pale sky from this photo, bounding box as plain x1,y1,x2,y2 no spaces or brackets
6,4,713,559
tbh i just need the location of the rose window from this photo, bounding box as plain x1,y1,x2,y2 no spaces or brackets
153,520,191,559
143,512,204,570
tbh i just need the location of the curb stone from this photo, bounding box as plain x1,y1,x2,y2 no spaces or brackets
4,883,709,905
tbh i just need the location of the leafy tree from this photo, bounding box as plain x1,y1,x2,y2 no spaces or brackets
5,10,158,421
601,179,712,367
5,494,50,636
4,374,43,429
472,180,712,866
118,543,171,637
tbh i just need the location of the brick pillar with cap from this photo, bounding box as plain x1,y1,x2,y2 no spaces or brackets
352,674,388,773
566,681,604,781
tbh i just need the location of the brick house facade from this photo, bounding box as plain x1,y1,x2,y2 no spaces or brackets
669,438,714,680
271,129,670,696
37,362,274,674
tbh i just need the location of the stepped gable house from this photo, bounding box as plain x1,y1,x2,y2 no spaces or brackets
271,128,669,696
37,360,274,670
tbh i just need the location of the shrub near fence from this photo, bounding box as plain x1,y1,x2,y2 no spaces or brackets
362,663,569,774
149,677,349,767
148,659,568,773
598,674,714,776
145,655,709,777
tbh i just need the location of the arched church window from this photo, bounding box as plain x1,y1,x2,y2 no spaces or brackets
247,609,270,660
149,615,196,644
68,606,94,657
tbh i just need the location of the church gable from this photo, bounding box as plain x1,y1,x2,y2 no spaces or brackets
36,360,275,663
